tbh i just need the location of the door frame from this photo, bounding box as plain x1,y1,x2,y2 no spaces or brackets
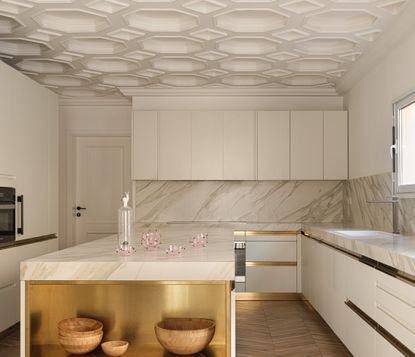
65,129,130,248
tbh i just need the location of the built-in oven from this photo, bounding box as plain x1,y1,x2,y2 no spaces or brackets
234,231,246,292
0,187,17,244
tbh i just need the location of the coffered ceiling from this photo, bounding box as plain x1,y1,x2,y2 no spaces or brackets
0,0,408,98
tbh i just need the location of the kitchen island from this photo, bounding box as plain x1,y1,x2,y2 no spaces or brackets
20,224,235,357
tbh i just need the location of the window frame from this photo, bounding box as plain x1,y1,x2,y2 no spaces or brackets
394,91,415,194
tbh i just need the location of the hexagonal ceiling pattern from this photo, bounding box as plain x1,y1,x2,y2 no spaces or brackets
0,0,408,97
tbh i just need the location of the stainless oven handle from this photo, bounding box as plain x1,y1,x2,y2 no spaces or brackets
17,195,23,235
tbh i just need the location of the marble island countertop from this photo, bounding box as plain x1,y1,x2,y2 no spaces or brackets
302,224,415,278
21,224,237,281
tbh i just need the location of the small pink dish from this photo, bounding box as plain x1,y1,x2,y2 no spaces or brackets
190,233,208,248
165,244,186,256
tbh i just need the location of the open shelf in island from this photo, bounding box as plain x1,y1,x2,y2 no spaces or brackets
24,281,232,357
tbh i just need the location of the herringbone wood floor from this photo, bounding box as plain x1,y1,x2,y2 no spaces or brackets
236,301,352,357
0,301,351,357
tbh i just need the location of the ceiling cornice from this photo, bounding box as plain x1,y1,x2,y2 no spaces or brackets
337,1,415,95
119,87,339,97
59,97,131,106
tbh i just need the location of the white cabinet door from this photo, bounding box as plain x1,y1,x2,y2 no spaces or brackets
159,111,191,180
246,241,296,262
290,111,323,180
257,111,290,180
224,111,256,180
376,335,404,357
132,111,158,180
324,111,348,180
246,266,297,293
191,111,224,180
14,76,50,240
0,238,58,333
346,306,376,357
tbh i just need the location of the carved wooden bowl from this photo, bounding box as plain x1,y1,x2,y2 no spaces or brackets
101,340,129,356
155,318,215,355
58,317,103,337
58,331,103,355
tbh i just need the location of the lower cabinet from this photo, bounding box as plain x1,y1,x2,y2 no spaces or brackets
0,239,58,333
376,334,404,357
245,233,298,293
246,266,296,293
302,234,413,357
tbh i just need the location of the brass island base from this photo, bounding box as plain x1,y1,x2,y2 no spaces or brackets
25,281,232,357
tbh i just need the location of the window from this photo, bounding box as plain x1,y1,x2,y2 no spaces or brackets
395,92,415,193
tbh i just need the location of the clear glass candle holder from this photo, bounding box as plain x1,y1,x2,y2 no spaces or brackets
165,244,186,256
141,229,161,250
190,233,208,248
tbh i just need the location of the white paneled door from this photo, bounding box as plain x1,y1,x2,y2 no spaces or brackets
73,137,131,245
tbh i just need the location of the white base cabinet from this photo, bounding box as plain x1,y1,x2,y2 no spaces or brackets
0,239,58,332
302,235,415,356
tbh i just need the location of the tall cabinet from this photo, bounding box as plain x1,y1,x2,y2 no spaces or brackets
0,61,58,240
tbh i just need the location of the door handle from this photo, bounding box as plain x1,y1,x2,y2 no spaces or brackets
76,206,87,211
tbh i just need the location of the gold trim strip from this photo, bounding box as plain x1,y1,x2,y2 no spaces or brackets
246,261,297,267
28,280,230,285
0,234,57,251
237,292,304,301
245,230,298,236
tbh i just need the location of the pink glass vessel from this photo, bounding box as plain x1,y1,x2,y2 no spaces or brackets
141,229,161,250
165,244,186,256
190,233,208,248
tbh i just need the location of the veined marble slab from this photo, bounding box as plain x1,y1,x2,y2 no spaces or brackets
21,225,235,281
135,180,344,223
303,224,415,278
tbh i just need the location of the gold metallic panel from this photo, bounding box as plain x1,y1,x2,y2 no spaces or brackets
246,261,297,267
26,281,231,357
236,293,304,301
245,231,298,236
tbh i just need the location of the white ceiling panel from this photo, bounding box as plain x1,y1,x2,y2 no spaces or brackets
0,0,409,97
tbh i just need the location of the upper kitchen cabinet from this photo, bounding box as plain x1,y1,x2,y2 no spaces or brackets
291,111,324,180
224,111,256,180
159,111,192,180
324,111,348,180
257,111,290,180
192,111,224,180
132,111,158,180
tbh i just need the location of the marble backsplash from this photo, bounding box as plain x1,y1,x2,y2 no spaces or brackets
344,172,415,234
135,180,344,224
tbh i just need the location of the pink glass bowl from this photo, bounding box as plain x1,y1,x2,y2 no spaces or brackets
141,230,161,250
165,244,186,256
190,233,208,248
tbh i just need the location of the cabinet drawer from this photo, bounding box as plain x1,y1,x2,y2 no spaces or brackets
246,266,297,293
246,234,296,242
0,281,19,332
376,271,415,352
347,258,376,318
246,241,296,262
376,334,404,357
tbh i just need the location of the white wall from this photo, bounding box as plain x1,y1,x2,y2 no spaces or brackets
345,30,415,179
59,102,131,247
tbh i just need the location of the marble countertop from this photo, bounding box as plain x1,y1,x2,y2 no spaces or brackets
21,224,237,281
302,224,415,277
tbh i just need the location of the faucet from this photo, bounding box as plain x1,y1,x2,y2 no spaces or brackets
366,172,400,234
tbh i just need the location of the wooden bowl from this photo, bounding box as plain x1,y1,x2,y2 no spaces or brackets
101,341,129,356
155,318,215,355
58,331,103,355
58,318,103,337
